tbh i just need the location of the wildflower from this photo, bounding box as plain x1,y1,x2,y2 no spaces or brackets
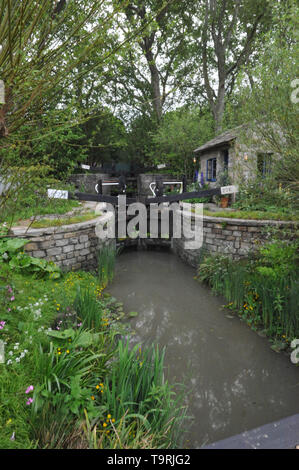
0,321,6,330
91,396,95,401
103,422,107,428
10,296,15,302
25,385,34,394
26,398,33,405
10,432,15,441
107,414,111,419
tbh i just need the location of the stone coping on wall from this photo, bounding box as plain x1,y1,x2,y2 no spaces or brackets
10,212,115,271
11,212,113,238
178,209,298,227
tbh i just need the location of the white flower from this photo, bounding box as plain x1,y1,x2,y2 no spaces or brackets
6,360,12,365
15,358,20,363
8,351,13,356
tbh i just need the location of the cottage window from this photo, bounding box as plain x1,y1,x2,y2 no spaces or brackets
257,153,272,177
206,158,217,181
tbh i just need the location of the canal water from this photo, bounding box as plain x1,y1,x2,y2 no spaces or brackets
109,250,299,448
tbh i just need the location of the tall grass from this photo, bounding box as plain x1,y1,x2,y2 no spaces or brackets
197,242,299,340
97,244,118,288
91,340,188,449
73,286,103,330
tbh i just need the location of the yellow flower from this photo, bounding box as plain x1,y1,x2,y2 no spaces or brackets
107,414,111,419
103,422,107,428
91,396,95,401
96,385,100,390
111,418,115,423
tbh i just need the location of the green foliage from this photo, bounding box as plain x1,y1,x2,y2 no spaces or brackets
197,240,299,341
0,237,61,279
0,238,29,256
228,2,299,208
73,287,103,331
151,107,214,178
185,182,212,204
0,164,79,226
95,340,187,449
97,245,118,288
0,265,187,449
233,176,296,215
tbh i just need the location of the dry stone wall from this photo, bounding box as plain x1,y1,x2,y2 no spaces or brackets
172,212,297,268
11,213,115,271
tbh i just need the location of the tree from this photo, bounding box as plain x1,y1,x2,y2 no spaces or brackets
192,0,273,133
108,0,194,122
152,106,214,177
230,0,299,207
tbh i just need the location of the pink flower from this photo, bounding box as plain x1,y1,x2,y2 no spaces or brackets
7,308,11,312
26,398,33,405
0,321,5,329
10,296,15,302
25,385,34,394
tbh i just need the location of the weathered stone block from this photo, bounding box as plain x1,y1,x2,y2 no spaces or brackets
41,240,55,249
233,231,242,237
79,235,89,243
63,245,75,254
32,250,46,258
47,247,62,256
25,243,39,251
79,248,90,256
55,239,69,247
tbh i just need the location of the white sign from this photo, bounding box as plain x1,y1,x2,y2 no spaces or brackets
47,189,69,199
81,164,90,170
221,185,238,195
157,164,166,169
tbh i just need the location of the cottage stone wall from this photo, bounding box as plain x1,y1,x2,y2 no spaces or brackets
11,213,115,271
172,211,297,268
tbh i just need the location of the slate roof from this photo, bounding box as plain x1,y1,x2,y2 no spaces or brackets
194,125,244,154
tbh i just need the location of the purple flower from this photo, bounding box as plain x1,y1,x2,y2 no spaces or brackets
10,296,15,302
25,385,34,394
26,398,33,405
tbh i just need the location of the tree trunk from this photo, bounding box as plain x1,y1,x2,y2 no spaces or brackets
213,82,226,134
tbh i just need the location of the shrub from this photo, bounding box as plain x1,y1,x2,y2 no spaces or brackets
196,241,299,340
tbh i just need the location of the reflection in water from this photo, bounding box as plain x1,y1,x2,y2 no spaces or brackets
109,250,299,448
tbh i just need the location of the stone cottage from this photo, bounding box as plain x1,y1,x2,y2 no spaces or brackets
193,125,274,187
